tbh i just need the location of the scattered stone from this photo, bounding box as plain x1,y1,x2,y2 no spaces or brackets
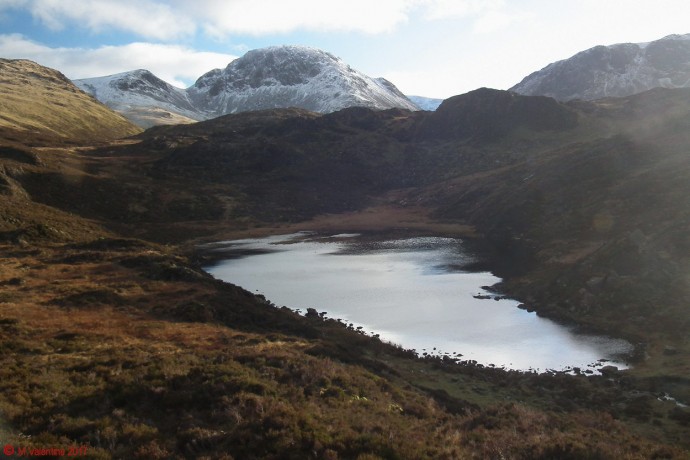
473,294,492,299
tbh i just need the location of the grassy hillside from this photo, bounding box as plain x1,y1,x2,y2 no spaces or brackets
0,59,141,145
1,73,690,457
421,89,690,347
15,88,690,347
2,237,686,459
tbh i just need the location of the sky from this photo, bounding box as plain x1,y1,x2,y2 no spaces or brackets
0,0,689,99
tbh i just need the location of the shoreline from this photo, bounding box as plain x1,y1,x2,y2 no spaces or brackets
184,204,675,380
186,204,479,246
195,224,636,375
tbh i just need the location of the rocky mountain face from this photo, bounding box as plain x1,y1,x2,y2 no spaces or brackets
74,70,202,128
0,59,141,144
187,45,419,115
511,33,690,101
417,88,578,141
74,46,419,127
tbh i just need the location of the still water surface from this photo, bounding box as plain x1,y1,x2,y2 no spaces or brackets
204,233,632,372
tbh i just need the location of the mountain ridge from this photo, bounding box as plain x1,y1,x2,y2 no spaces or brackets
74,45,419,126
74,69,203,128
2,59,690,457
511,33,690,100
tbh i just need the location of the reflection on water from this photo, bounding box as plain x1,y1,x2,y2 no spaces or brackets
203,232,632,372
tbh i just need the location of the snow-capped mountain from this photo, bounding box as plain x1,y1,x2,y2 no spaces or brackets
74,70,203,127
407,95,443,111
74,46,419,127
511,33,690,101
187,46,419,115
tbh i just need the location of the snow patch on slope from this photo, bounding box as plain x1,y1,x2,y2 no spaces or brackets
511,33,690,101
74,46,420,126
407,95,443,111
75,69,208,121
187,46,419,115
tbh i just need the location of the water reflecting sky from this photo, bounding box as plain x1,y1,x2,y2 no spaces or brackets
204,233,632,372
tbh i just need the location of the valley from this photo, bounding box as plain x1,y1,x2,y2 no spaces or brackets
1,54,690,458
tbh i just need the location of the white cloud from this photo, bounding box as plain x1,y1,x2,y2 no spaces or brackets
472,9,533,34
418,0,529,34
184,0,518,38
0,34,236,87
180,0,417,37
383,69,461,99
420,0,503,21
5,0,420,39
24,0,196,40
0,0,27,8
3,0,526,42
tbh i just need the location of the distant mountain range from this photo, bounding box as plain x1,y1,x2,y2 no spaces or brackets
511,33,690,100
73,69,201,128
72,32,690,127
74,46,420,127
3,50,690,458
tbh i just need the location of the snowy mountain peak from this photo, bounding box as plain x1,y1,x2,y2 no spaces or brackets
659,33,690,42
511,33,690,101
74,45,419,126
188,45,419,115
74,70,203,127
77,69,171,93
226,45,345,88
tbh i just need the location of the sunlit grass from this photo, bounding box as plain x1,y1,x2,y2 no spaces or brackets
0,59,141,144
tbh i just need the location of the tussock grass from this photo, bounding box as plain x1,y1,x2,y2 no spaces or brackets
0,242,686,458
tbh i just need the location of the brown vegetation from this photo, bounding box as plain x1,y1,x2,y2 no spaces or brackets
0,59,141,146
1,65,690,457
1,241,687,459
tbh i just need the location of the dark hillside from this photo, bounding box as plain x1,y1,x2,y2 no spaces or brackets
3,70,690,457
417,88,578,142
143,108,427,221
423,89,690,343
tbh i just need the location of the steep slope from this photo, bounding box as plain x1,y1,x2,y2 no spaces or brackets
74,70,202,128
126,88,690,349
417,88,578,142
187,45,419,115
511,33,690,101
0,59,141,145
421,87,690,343
3,85,690,456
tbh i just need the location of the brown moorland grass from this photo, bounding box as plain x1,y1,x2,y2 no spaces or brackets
0,59,141,146
0,241,688,458
1,83,690,457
